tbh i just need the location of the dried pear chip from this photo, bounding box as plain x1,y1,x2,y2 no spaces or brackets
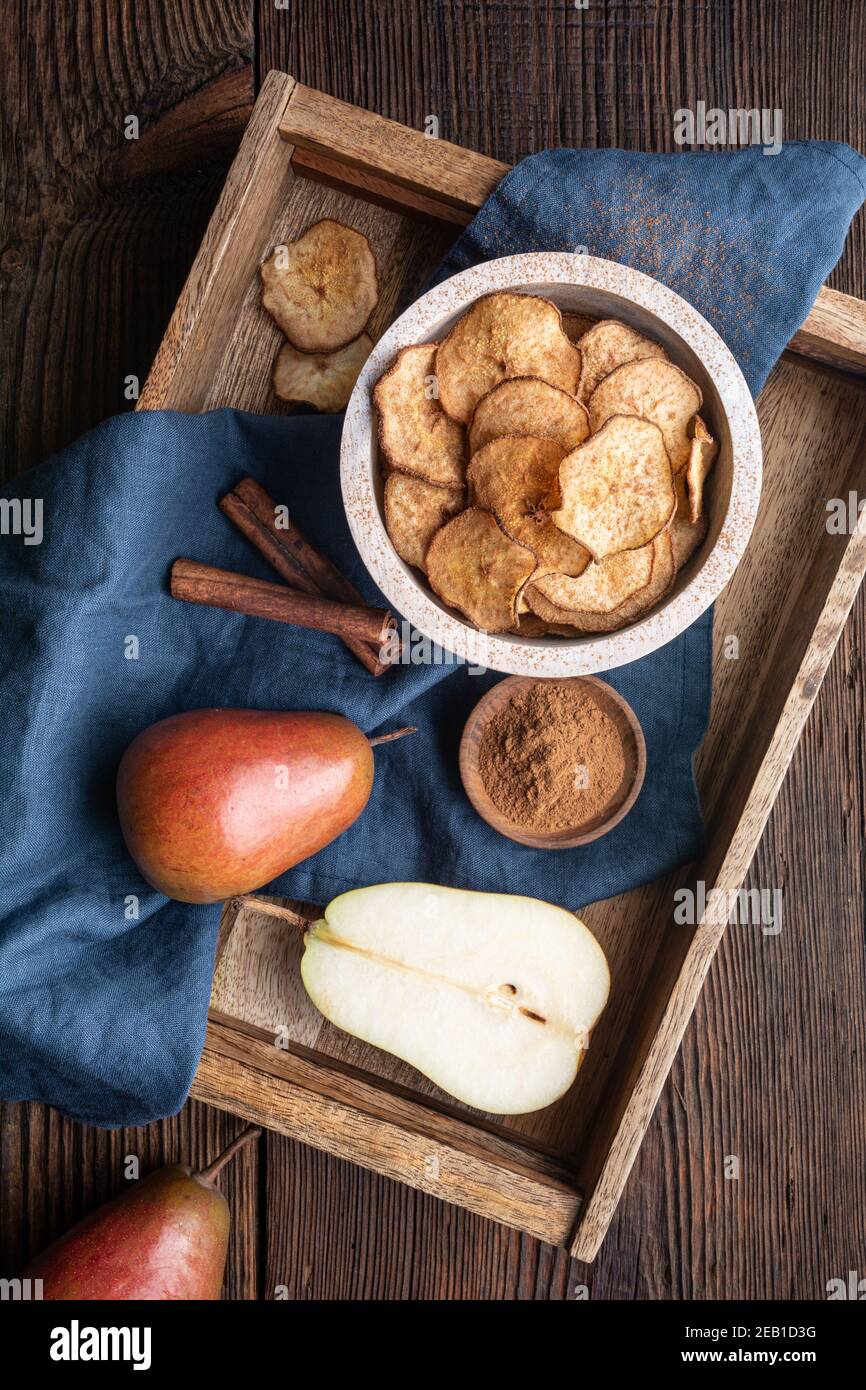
528,533,675,632
529,540,655,616
514,613,582,638
562,312,599,343
588,358,702,473
552,415,676,561
435,292,582,424
670,507,708,572
523,585,571,624
579,532,676,630
426,507,536,632
260,219,379,352
383,473,465,571
577,319,669,401
523,584,581,625
670,473,709,570
374,344,466,487
467,435,590,576
272,333,372,412
685,415,718,523
468,377,590,455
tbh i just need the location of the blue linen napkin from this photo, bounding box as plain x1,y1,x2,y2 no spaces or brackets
1,143,864,1126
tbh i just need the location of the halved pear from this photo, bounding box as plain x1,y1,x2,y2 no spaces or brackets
300,882,610,1114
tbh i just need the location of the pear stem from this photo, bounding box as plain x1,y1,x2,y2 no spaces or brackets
232,895,312,929
198,1125,261,1184
368,725,417,747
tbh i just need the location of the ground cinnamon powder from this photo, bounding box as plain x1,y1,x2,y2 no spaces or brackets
478,682,628,832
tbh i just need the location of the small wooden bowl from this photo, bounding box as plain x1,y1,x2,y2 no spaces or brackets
459,675,647,849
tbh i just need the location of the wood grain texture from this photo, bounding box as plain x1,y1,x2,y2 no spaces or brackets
3,0,866,1301
135,68,296,413
254,0,866,1297
0,1098,260,1300
200,351,866,1262
193,1021,582,1247
112,67,255,184
279,80,866,374
279,81,509,213
0,0,254,480
788,285,866,375
135,68,452,415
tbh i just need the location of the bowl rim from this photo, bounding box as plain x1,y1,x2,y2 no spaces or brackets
341,251,763,676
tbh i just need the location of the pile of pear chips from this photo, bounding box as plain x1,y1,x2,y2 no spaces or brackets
374,291,717,635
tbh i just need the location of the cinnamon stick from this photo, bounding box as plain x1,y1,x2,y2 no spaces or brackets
234,477,371,610
170,558,395,646
219,491,310,589
219,491,388,676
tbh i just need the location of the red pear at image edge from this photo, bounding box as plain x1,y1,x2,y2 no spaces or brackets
24,1128,260,1300
117,708,375,903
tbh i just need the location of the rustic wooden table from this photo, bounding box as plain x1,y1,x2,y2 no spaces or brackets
2,1,865,1300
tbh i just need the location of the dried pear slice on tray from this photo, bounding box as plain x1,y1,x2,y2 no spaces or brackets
467,435,590,577
577,319,669,401
260,218,378,352
384,473,465,571
273,334,372,411
552,415,676,561
426,507,536,633
374,344,466,487
468,378,590,455
588,357,702,473
435,291,582,424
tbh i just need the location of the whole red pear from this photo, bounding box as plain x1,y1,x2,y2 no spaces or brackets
25,1128,259,1300
117,707,374,903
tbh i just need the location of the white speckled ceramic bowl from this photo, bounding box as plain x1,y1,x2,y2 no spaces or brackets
341,253,762,676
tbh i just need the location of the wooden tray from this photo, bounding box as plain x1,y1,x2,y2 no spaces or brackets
139,72,866,1259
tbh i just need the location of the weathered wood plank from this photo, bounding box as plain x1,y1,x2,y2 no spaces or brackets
0,0,254,480
0,1098,259,1300
3,0,866,1302
256,0,866,1299
0,0,258,1297
281,81,866,376
193,1025,582,1249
